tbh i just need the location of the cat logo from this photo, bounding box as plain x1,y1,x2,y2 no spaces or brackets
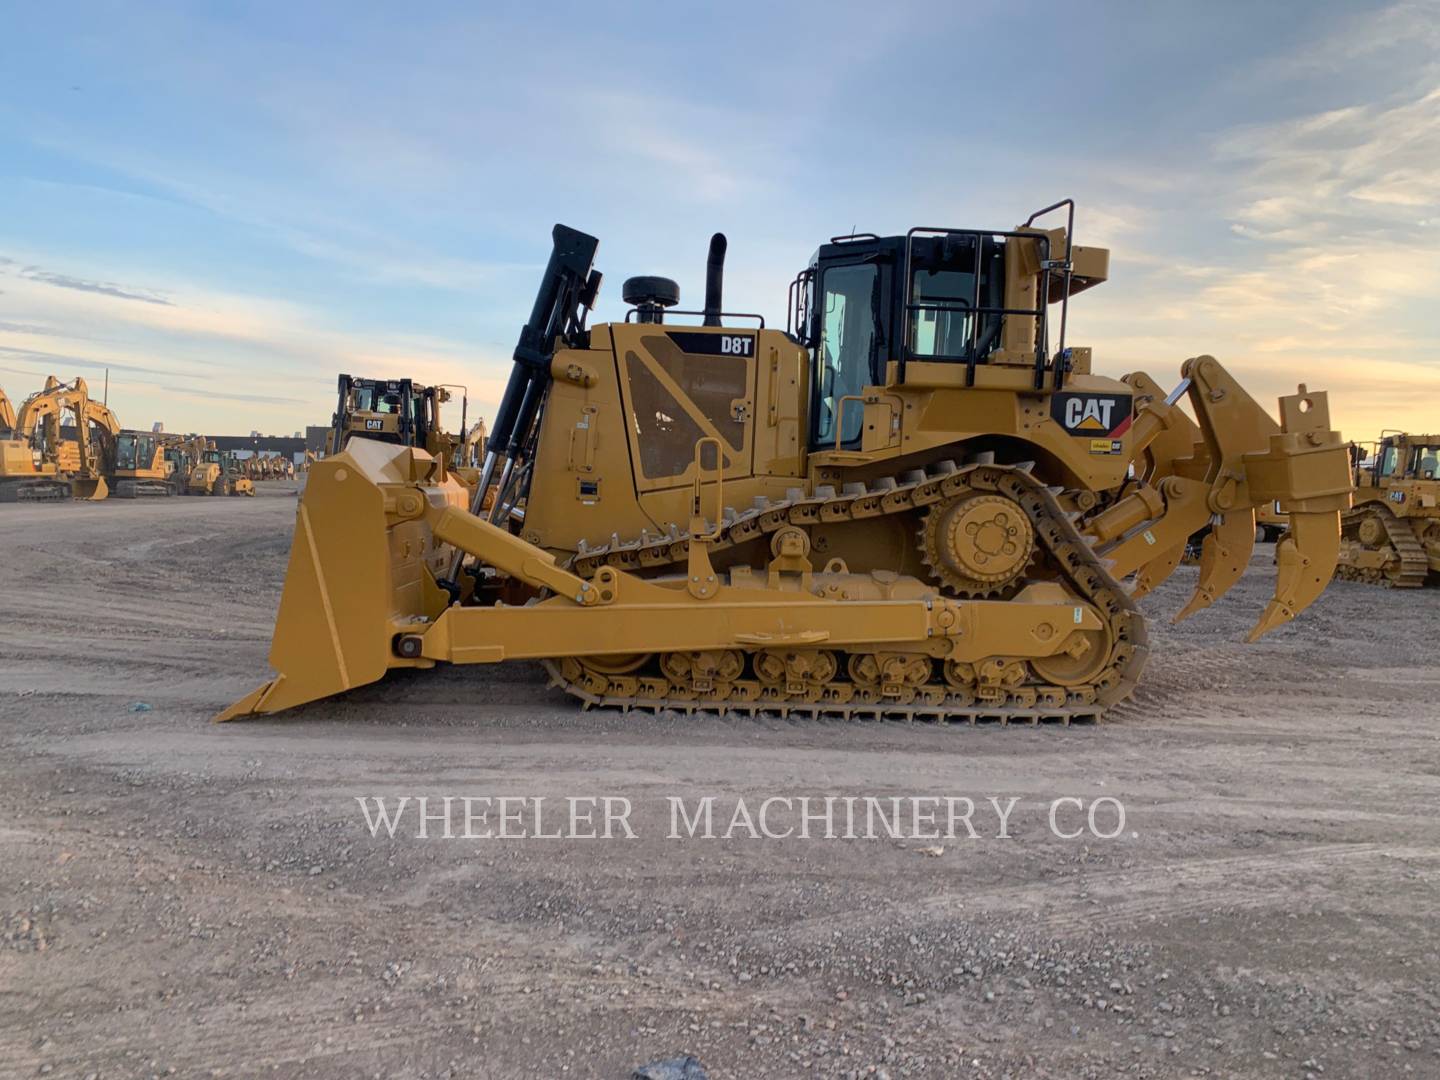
1051,392,1134,438
364,419,384,431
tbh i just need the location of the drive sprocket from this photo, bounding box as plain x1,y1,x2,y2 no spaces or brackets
918,492,1035,597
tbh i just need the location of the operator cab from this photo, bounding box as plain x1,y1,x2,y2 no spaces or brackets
1377,435,1440,481
787,200,1108,450
333,375,445,454
114,430,159,471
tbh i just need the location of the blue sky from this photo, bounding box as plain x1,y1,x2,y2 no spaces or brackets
2,1,1436,439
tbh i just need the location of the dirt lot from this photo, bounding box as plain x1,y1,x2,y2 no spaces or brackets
1,487,1437,1080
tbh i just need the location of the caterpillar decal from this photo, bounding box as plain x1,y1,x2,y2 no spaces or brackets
1052,392,1133,438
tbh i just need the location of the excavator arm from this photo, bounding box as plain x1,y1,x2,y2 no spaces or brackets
7,376,116,499
1085,356,1353,640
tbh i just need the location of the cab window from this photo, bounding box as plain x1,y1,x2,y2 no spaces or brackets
813,263,878,448
115,433,139,470
911,268,974,358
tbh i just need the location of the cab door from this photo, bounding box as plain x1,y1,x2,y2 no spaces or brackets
610,323,757,494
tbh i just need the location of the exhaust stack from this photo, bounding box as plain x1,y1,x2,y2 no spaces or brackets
703,232,727,327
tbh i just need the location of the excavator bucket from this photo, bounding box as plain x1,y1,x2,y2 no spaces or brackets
72,475,109,501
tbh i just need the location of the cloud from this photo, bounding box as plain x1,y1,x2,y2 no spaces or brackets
0,343,198,380
1215,26,1440,248
17,264,174,305
1070,6,1440,442
0,250,508,434
155,384,307,407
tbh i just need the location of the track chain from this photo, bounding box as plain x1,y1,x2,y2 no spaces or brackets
544,461,1150,723
0,479,71,502
1336,504,1429,587
113,479,178,498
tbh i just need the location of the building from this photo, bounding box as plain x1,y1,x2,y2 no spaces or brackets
305,425,332,455
210,434,307,462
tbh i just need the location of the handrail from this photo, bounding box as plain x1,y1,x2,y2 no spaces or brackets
833,394,866,451
624,308,765,328
691,437,725,540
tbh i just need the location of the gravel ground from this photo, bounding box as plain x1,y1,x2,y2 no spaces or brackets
1,485,1438,1079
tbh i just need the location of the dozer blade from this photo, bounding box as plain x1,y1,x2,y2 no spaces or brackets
217,439,468,721
1174,509,1255,622
1247,510,1341,643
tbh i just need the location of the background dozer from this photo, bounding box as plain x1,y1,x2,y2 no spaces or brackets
222,203,1353,724
328,373,484,489
1336,432,1440,586
0,376,111,501
329,374,463,458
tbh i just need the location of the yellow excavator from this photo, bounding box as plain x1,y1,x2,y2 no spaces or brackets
222,203,1353,724
0,386,14,437
0,376,111,501
106,426,183,497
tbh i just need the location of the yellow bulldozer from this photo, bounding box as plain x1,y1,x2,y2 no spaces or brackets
329,375,463,459
328,372,487,494
221,203,1353,724
0,376,111,501
1335,432,1440,586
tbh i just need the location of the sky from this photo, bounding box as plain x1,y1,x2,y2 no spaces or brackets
1,1,1437,442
